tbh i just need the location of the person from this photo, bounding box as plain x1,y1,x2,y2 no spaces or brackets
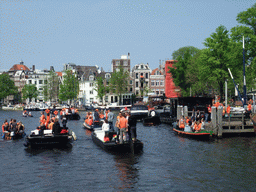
226,105,231,115
102,119,110,132
94,109,100,124
28,112,33,117
61,114,67,129
128,113,137,142
107,109,114,131
40,112,46,124
88,116,93,126
118,113,128,144
46,113,51,128
23,110,27,117
38,121,46,135
207,104,212,122
2,120,9,133
52,118,61,135
48,119,54,130
11,119,18,133
17,121,25,135
247,103,252,112
115,112,122,142
195,110,201,121
178,116,185,130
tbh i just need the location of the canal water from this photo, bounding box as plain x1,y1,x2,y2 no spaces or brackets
1,110,256,192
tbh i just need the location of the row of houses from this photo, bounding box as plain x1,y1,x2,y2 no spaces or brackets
2,54,180,105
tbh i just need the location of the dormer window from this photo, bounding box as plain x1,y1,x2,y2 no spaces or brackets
105,73,111,79
89,75,94,81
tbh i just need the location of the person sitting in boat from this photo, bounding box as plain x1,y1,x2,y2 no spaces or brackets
23,110,28,117
17,121,25,135
178,117,185,130
10,119,18,133
193,121,201,133
2,120,9,133
88,116,93,126
53,109,59,118
28,112,33,117
45,108,50,116
38,120,46,135
52,118,61,135
201,118,205,130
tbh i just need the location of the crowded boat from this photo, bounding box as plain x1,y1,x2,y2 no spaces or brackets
1,119,26,140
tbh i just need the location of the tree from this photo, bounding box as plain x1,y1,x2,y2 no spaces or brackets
230,3,256,93
109,68,130,105
0,73,18,103
94,76,108,105
199,25,240,101
168,49,193,96
59,70,79,104
22,84,39,102
172,46,200,60
43,70,59,102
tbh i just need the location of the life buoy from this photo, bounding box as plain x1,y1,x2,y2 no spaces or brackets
150,110,156,117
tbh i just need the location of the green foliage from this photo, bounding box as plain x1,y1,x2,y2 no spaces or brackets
22,84,39,101
43,70,59,102
0,73,18,101
169,49,193,96
172,46,200,60
59,70,79,102
109,68,130,104
94,76,108,104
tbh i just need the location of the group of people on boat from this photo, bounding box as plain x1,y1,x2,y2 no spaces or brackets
177,116,205,133
59,106,79,116
2,119,25,139
36,109,68,135
22,110,33,117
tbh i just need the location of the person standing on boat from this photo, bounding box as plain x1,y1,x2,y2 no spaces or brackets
118,113,128,144
107,109,114,132
102,119,110,132
61,114,67,129
128,112,137,143
40,112,46,124
94,109,100,124
52,118,61,135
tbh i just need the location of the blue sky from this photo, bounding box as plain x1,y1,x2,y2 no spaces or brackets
0,0,255,72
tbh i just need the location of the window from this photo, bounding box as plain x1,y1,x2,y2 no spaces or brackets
90,90,93,94
130,80,133,85
130,87,133,92
156,89,159,95
105,96,108,102
105,73,111,79
141,65,144,69
39,88,43,91
90,98,93,103
151,80,155,86
39,80,43,84
145,73,148,79
123,60,128,66
136,90,139,95
136,73,138,79
116,68,120,72
136,82,138,87
156,80,159,86
116,61,120,66
90,83,93,87
29,80,32,84
34,81,37,85
89,75,94,81
160,80,164,86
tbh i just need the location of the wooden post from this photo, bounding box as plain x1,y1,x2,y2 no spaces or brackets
242,111,244,129
211,106,217,135
184,106,188,118
177,105,183,120
217,106,223,138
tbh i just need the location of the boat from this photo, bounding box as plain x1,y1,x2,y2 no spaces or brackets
91,129,143,153
24,128,76,148
2,105,15,110
173,126,213,140
65,113,81,120
2,131,26,140
130,105,149,120
83,121,102,131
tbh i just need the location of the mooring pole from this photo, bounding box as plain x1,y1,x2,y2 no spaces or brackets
243,36,247,108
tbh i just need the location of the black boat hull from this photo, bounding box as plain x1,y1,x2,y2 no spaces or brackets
92,132,143,153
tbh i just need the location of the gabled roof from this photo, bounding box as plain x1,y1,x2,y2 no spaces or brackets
55,72,62,77
151,68,163,75
76,66,98,80
9,64,30,71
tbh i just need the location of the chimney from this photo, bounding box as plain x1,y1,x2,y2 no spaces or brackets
32,65,35,71
50,66,54,71
128,52,130,59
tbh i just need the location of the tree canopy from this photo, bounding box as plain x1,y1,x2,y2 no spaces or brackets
172,46,200,60
43,70,59,102
109,68,130,105
94,76,108,105
59,70,79,103
22,84,39,102
0,73,18,102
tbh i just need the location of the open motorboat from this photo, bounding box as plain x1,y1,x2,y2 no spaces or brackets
92,129,143,153
24,128,76,148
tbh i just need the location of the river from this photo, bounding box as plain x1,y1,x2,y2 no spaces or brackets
0,110,256,192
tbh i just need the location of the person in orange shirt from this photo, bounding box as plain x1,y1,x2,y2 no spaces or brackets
247,103,252,112
185,116,189,125
118,113,128,144
179,117,185,130
48,119,54,130
46,113,51,128
40,112,46,123
226,105,231,114
88,116,93,126
45,108,50,115
54,110,58,116
193,121,201,132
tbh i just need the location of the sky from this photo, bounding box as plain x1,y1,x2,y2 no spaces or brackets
0,0,255,72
